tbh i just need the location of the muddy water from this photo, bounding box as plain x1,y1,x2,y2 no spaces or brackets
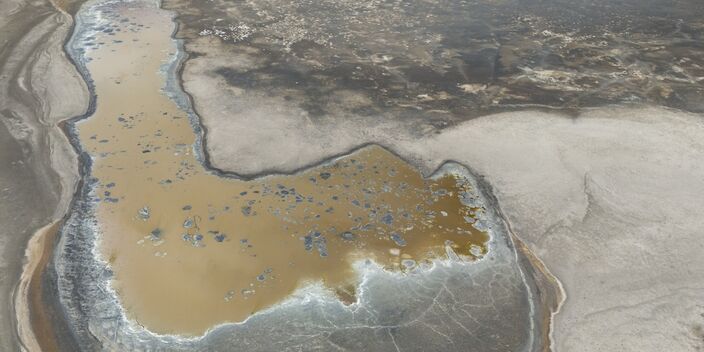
77,1,488,335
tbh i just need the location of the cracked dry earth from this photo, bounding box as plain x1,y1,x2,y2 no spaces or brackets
0,0,703,351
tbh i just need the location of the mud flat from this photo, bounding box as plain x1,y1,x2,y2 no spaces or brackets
197,101,704,351
399,108,704,351
0,0,87,350
48,0,550,350
165,0,704,349
163,0,704,176
6,0,700,349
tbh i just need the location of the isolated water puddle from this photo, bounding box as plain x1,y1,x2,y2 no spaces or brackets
75,0,489,335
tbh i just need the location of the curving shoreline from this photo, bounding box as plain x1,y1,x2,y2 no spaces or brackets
11,0,561,349
163,0,704,348
16,0,704,350
0,0,88,350
27,0,555,350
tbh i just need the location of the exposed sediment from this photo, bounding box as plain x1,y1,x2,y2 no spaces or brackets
163,0,704,350
9,0,702,350
43,0,551,350
163,0,704,177
0,0,88,350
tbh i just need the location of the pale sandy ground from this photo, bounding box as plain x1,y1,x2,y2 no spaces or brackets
192,67,704,352
398,108,704,351
0,0,86,349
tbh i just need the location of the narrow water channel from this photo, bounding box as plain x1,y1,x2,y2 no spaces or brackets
75,0,488,335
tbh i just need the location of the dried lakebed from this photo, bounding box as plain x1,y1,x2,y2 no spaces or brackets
49,0,550,350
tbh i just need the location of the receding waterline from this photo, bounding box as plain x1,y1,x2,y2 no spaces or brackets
64,0,491,336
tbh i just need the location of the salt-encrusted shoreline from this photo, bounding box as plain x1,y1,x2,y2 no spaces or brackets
46,1,549,350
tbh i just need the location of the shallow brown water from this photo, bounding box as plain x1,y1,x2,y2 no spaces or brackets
78,2,487,335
